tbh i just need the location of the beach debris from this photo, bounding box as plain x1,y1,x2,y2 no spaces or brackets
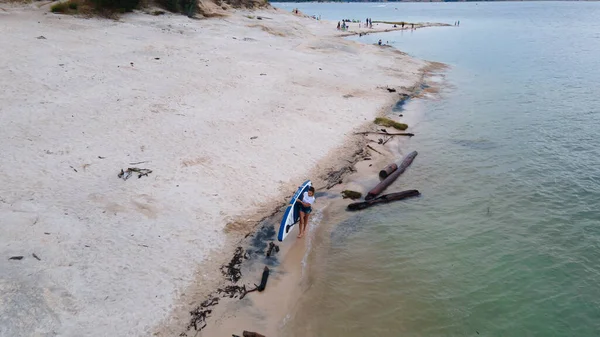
9,256,23,260
260,73,266,76
379,163,398,179
341,190,362,200
266,242,279,257
118,167,152,180
324,166,354,189
220,246,245,283
366,145,383,156
354,131,414,137
374,117,408,131
129,160,150,165
323,148,366,189
98,156,106,159
36,35,46,39
386,87,396,93
130,62,134,67
240,266,270,299
257,266,270,291
69,165,78,172
347,190,420,211
32,253,41,261
366,151,418,200
377,135,393,146
154,57,160,60
187,296,219,332
242,332,266,337
250,136,258,140
44,232,51,235
217,285,246,298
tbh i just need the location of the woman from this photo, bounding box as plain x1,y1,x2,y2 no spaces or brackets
297,186,316,238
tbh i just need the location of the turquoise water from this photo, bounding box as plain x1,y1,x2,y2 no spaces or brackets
274,2,600,336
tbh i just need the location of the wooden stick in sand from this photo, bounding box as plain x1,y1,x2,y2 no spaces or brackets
355,131,415,137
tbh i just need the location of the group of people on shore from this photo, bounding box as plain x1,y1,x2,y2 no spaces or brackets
337,18,373,31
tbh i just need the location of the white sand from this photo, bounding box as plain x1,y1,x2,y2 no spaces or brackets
0,4,428,336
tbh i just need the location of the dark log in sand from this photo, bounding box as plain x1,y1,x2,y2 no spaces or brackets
257,266,270,292
379,163,398,179
354,131,415,137
243,331,266,337
365,151,418,200
347,190,420,211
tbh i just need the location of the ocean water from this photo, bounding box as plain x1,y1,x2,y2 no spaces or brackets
273,2,600,337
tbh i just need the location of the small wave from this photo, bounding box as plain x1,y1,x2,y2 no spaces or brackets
300,207,324,278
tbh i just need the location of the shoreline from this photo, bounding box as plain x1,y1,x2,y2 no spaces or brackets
0,4,445,337
165,62,448,337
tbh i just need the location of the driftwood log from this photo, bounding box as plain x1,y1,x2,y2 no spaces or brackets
347,190,420,211
355,131,415,137
239,266,270,300
379,163,398,179
366,151,418,200
243,331,266,337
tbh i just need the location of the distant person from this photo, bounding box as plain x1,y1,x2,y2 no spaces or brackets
458,20,460,26
297,186,316,238
401,22,405,28
337,21,340,30
393,24,397,28
378,39,382,46
411,23,414,30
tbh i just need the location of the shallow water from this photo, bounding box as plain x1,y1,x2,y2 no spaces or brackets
274,2,600,336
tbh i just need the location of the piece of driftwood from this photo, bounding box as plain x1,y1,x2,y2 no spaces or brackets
347,190,420,211
366,145,383,155
243,331,266,337
379,163,398,179
324,166,355,189
239,266,270,300
366,151,418,200
266,242,279,257
354,131,415,137
257,266,269,291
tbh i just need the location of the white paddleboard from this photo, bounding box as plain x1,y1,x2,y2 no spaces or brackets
277,180,312,242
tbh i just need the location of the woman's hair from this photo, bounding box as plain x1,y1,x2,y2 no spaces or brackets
308,186,315,193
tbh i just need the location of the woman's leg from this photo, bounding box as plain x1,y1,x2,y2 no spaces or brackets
303,213,310,234
298,210,306,238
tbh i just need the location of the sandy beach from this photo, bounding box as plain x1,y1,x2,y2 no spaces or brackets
0,3,443,336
